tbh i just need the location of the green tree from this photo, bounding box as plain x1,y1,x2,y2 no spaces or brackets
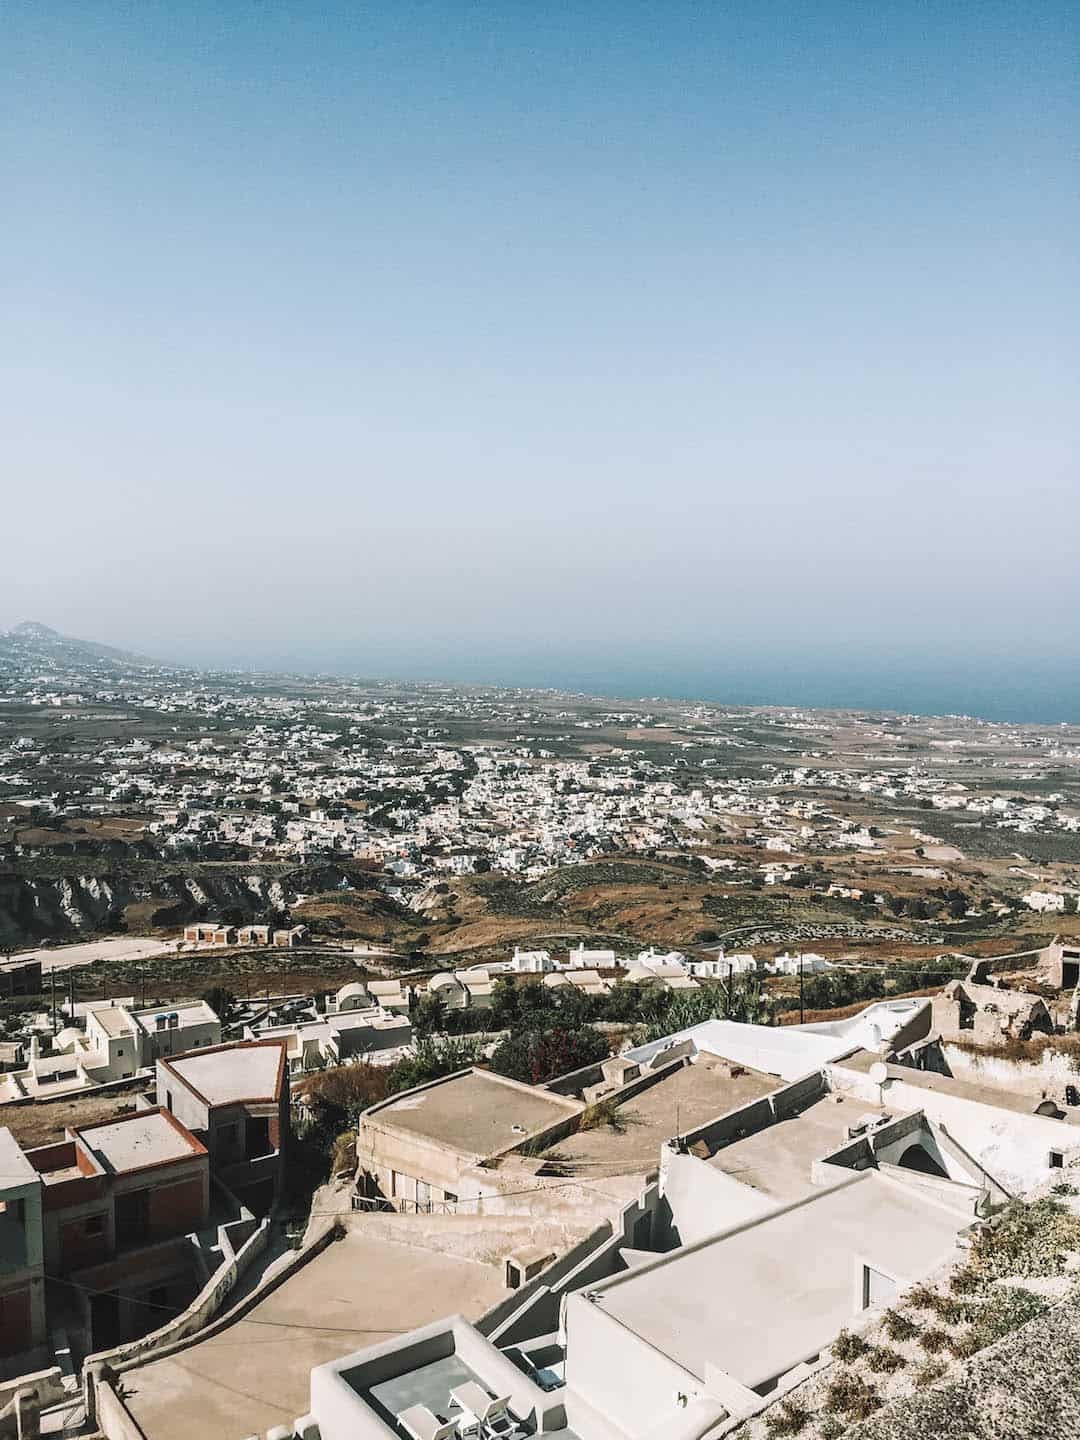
490,975,520,1030
490,1025,610,1086
387,1034,484,1094
412,991,447,1038
202,986,237,1023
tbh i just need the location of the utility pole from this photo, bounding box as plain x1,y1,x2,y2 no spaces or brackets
50,967,58,1034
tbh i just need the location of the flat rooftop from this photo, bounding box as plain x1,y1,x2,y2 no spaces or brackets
542,1058,779,1178
870,1061,1080,1126
0,1127,37,1187
368,1070,580,1158
132,1000,219,1030
587,1172,965,1391
121,1230,506,1440
77,1110,202,1173
165,1043,284,1105
709,1092,891,1202
89,1006,134,1038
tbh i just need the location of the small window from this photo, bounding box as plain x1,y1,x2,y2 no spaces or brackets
117,1048,125,1056
1050,1150,1065,1169
85,1215,106,1236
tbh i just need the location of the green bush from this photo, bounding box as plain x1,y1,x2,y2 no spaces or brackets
764,1400,809,1436
954,1285,1049,1358
831,1329,868,1363
905,1283,938,1311
881,1308,918,1342
866,1345,905,1374
918,1327,949,1354
914,1359,948,1389
968,1198,1080,1281
817,1419,845,1440
948,1267,982,1294
823,1372,881,1420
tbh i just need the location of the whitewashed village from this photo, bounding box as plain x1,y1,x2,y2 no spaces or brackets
2,635,1080,1440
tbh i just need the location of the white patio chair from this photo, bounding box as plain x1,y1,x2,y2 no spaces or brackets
397,1403,459,1440
481,1396,516,1439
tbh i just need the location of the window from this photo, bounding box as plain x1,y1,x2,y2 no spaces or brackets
85,1215,106,1237
862,1265,897,1309
117,1048,125,1057
1050,1150,1065,1169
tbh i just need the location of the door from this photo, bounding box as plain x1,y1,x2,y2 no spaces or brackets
115,1189,150,1247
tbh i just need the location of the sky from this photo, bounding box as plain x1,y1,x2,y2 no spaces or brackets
2,3,1078,718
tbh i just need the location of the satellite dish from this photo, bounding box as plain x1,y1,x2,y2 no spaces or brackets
869,1062,888,1086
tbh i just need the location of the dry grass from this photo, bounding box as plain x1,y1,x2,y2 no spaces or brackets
1,1088,145,1148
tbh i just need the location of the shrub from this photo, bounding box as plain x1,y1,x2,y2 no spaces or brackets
948,1267,982,1294
918,1327,950,1354
823,1373,881,1420
866,1345,905,1374
906,1283,937,1311
1051,1181,1078,1197
831,1329,868,1363
579,1098,625,1132
914,1359,948,1388
934,1295,981,1325
968,1198,1080,1281
881,1308,918,1342
818,1420,845,1440
764,1400,809,1436
954,1285,1049,1357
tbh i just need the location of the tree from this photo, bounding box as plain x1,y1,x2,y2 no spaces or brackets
303,1061,390,1132
412,991,447,1038
490,975,520,1030
490,1025,610,1086
387,1034,485,1094
202,986,237,1023
602,982,651,1024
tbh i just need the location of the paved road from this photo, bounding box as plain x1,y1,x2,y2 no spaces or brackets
11,937,178,973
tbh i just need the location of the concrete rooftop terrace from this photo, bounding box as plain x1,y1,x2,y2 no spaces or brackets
77,1109,203,1173
709,1091,891,1202
853,1058,1080,1125
366,1069,581,1158
164,1042,285,1104
542,1058,780,1178
0,1126,37,1186
585,1171,965,1392
121,1231,506,1440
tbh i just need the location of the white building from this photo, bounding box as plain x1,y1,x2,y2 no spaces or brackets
1022,890,1067,913
509,948,556,973
567,944,617,969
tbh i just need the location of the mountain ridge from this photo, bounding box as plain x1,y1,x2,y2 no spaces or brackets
0,620,158,672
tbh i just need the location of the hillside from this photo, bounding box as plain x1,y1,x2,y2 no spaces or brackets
0,620,157,675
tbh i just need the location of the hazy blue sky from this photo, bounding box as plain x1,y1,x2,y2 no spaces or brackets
3,3,1078,716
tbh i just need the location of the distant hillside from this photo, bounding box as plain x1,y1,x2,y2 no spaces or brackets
0,621,157,674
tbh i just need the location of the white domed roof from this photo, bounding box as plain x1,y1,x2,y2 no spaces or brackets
335,981,368,1001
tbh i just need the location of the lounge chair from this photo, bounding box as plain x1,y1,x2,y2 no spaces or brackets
397,1404,459,1440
